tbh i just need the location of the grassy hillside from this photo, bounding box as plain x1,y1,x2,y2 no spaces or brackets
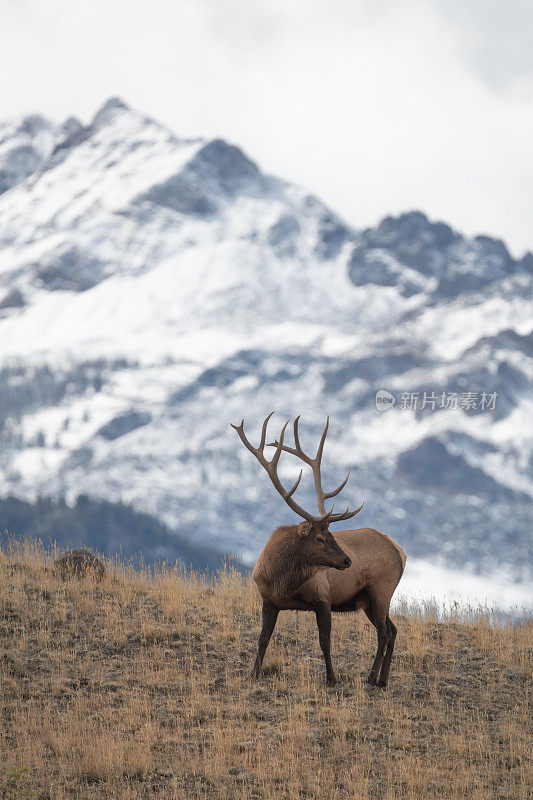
0,541,531,800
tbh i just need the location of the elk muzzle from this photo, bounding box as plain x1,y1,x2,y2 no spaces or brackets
334,555,352,570
328,542,352,570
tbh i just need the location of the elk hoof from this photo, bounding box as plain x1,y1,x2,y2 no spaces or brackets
366,674,378,686
377,680,388,689
326,676,337,687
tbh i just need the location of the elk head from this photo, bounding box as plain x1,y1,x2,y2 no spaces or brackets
295,519,353,570
230,412,363,571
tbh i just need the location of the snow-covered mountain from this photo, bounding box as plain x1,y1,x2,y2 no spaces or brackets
0,98,531,586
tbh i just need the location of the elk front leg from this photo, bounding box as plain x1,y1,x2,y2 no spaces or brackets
252,600,279,679
315,601,336,686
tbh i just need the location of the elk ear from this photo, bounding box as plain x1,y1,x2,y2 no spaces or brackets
298,521,313,537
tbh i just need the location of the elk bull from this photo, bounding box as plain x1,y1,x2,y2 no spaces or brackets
231,414,406,688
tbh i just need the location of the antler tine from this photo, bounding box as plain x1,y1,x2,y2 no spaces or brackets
323,470,351,500
309,417,330,516
271,420,290,468
230,419,252,451
321,505,335,522
315,416,329,467
293,415,303,454
330,501,364,522
267,416,313,465
258,411,275,451
285,469,303,498
231,412,275,456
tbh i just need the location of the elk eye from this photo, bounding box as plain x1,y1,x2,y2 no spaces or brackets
316,537,324,544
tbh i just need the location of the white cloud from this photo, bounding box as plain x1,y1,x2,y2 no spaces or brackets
1,0,532,255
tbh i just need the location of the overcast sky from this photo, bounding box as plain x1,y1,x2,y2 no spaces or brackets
1,0,532,255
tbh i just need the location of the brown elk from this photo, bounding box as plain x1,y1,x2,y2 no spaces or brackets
231,413,406,688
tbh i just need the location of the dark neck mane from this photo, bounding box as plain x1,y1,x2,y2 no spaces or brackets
260,526,317,599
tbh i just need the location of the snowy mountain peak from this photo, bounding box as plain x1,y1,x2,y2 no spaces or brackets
135,138,263,219
91,96,131,129
0,99,531,584
350,209,531,299
0,113,55,195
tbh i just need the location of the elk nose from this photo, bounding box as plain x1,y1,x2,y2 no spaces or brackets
343,557,352,568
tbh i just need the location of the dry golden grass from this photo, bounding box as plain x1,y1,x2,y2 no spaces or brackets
0,540,531,799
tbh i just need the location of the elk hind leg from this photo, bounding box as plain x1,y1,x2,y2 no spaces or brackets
377,616,397,687
252,600,279,679
364,599,391,687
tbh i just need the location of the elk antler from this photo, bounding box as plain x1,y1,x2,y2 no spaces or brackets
231,414,363,524
267,416,363,523
231,413,315,521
